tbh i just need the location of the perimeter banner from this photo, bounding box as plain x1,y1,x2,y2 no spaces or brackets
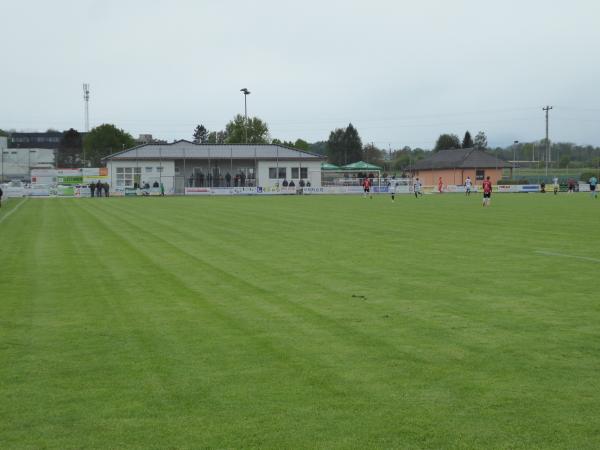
82,168,110,184
497,184,541,193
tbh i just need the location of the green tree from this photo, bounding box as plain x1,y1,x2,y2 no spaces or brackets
57,128,82,168
207,130,228,144
326,123,363,165
434,133,461,151
473,131,488,150
224,114,270,144
308,141,328,155
462,131,473,149
559,154,571,168
363,143,384,166
272,139,295,147
272,138,310,150
0,129,8,137
193,124,209,144
294,138,310,151
326,128,345,165
392,153,410,171
343,124,363,163
83,124,135,167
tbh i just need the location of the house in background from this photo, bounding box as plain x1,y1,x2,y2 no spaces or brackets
412,148,508,185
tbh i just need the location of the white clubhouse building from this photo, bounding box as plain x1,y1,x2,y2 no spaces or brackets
102,141,325,194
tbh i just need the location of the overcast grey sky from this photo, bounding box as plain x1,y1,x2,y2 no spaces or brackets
2,0,599,148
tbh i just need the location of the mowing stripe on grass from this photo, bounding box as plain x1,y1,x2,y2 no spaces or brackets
0,198,28,224
535,250,600,263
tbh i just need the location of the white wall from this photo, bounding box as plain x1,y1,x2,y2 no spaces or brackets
1,147,55,180
257,160,322,188
107,160,175,192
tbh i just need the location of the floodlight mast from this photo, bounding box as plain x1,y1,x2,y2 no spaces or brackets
83,84,90,132
82,83,90,167
240,88,250,143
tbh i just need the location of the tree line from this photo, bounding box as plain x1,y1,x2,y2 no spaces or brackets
3,120,600,171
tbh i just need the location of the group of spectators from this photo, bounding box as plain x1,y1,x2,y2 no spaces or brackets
134,181,165,196
189,171,250,188
540,178,583,194
281,179,311,188
90,181,109,197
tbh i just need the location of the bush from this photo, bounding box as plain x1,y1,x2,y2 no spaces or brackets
580,172,599,182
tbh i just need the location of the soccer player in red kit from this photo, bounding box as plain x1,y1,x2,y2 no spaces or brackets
362,178,372,199
482,176,492,207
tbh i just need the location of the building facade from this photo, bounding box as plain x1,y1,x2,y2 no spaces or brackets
413,148,507,185
1,141,55,181
8,131,63,149
102,141,326,194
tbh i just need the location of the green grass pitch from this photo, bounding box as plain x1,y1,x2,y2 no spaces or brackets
1,194,599,448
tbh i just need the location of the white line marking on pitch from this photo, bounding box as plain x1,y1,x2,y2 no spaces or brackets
0,198,28,224
535,250,600,263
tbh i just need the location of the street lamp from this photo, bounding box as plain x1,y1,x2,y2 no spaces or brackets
240,88,250,144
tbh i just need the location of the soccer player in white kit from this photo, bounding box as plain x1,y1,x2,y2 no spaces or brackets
465,176,472,196
389,181,397,202
413,178,422,198
553,176,559,195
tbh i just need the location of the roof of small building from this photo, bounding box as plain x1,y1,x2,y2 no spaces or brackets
413,148,508,170
341,161,383,170
102,140,326,162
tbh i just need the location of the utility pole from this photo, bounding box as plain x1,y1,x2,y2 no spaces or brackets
513,141,519,180
0,137,4,182
543,106,553,176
